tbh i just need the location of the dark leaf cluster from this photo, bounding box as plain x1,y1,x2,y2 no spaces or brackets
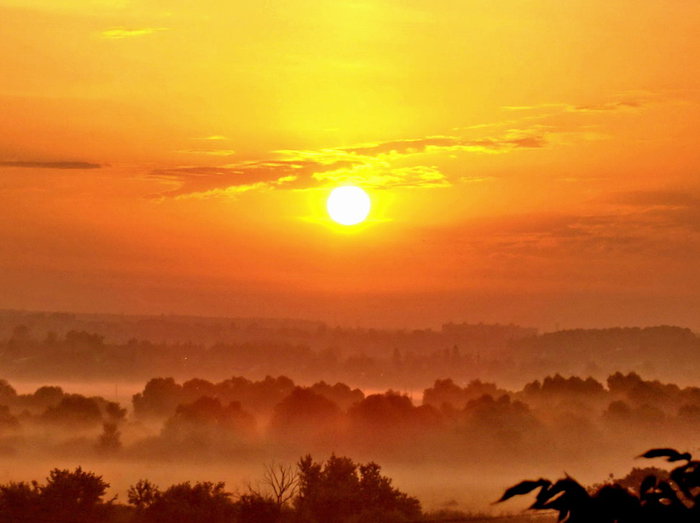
498,447,700,522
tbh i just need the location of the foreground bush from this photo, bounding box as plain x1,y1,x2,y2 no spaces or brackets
0,467,114,523
295,454,421,523
498,447,700,522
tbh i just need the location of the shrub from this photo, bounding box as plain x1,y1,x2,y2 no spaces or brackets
497,447,700,522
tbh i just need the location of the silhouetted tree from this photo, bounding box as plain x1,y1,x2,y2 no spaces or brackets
269,388,341,444
132,377,184,419
39,467,112,523
0,481,41,522
248,463,298,509
128,479,159,510
0,381,16,405
308,381,364,410
140,481,236,523
96,422,122,453
423,378,504,409
161,396,256,449
348,391,442,447
42,395,103,427
31,385,65,409
295,454,421,523
65,330,105,348
238,493,281,523
0,406,18,431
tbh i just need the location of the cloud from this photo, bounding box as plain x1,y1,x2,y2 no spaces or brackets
606,190,700,234
502,103,568,112
150,160,357,199
100,28,168,39
177,149,237,157
569,100,643,113
0,161,101,169
156,107,651,198
313,165,450,190
151,128,548,198
337,132,546,157
174,179,294,199
502,95,651,114
609,190,700,208
459,194,700,260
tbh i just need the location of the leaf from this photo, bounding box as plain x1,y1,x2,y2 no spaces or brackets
670,466,696,499
495,479,551,503
656,481,684,507
549,477,589,498
639,474,657,495
638,448,692,462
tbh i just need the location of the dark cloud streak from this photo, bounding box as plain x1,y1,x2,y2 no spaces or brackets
0,161,101,170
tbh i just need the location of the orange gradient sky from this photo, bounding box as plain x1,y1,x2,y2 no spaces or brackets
1,0,699,328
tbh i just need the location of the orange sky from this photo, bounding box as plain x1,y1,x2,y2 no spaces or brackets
1,0,699,329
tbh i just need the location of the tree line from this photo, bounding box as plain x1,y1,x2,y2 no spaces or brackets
0,455,421,523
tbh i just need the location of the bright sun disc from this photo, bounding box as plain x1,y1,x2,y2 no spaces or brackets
326,186,371,226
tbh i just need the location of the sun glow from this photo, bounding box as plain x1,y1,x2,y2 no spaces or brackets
326,186,371,226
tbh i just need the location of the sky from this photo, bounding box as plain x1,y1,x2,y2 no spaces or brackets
1,0,699,329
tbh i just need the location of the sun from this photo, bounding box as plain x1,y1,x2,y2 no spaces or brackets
326,186,371,226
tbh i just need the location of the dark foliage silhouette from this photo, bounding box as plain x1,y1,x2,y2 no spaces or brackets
498,447,700,522
11,314,700,390
269,388,342,444
0,455,424,523
133,376,297,419
237,494,282,523
0,467,113,523
348,391,441,433
127,479,159,511
295,454,421,523
423,378,505,410
96,422,122,453
161,396,256,449
42,395,103,427
247,463,298,508
136,481,237,523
